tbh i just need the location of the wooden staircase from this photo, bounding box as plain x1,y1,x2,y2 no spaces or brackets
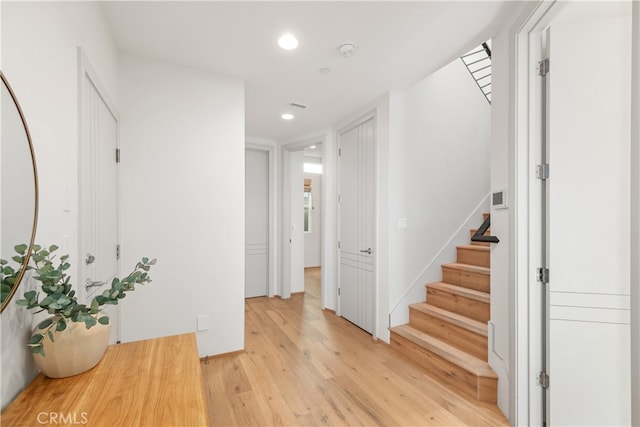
390,214,497,403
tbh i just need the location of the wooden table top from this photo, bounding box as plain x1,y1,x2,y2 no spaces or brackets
2,333,209,426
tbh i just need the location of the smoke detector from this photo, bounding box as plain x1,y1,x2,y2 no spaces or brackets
338,43,355,58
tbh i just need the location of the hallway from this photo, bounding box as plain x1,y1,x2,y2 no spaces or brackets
201,270,507,426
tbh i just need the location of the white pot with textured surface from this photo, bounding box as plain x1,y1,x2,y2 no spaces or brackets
33,316,111,378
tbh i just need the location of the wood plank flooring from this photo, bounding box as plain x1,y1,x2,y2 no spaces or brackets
201,268,508,426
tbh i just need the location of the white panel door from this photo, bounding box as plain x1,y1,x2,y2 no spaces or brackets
339,118,375,334
289,150,305,294
80,69,119,343
547,3,632,425
245,149,268,298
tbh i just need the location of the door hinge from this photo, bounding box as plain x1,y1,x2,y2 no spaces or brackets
539,58,550,76
538,371,550,389
338,195,341,203
536,163,549,180
115,148,121,163
116,244,120,260
536,267,550,284
338,288,341,296
338,241,341,249
338,148,342,156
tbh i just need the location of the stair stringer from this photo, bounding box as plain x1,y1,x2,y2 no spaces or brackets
388,194,490,327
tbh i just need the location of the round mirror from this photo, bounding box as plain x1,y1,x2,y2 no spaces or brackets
1,71,39,312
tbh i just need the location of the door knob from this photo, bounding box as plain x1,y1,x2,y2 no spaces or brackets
85,253,96,265
359,248,372,255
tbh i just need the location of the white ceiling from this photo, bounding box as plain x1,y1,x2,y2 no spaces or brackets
101,1,520,141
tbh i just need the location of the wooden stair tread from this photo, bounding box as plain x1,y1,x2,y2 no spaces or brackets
456,244,489,253
442,263,489,275
426,282,490,303
409,303,487,337
470,228,491,234
391,325,497,378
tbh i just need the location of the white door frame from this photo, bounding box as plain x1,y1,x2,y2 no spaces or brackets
246,141,276,298
280,136,326,302
513,1,640,425
335,111,377,337
77,47,121,340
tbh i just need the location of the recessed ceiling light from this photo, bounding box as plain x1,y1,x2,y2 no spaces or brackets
281,113,294,120
309,145,317,149
319,67,331,74
278,34,298,50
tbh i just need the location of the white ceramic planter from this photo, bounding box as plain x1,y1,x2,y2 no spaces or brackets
33,316,111,378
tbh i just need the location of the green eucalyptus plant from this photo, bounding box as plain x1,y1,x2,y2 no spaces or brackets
0,243,29,304
9,244,156,356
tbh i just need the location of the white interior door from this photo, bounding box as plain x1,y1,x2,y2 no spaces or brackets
288,150,305,294
546,3,632,425
338,118,375,334
80,63,119,343
245,148,268,298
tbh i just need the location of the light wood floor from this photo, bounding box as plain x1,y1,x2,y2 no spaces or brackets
201,268,508,426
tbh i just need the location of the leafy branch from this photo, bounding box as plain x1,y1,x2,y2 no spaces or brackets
0,243,29,304
12,244,156,356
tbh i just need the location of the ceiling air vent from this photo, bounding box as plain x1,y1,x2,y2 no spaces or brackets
289,102,307,110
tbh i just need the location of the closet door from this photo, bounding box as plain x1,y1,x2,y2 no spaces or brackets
245,148,269,298
79,61,120,343
545,3,632,425
338,117,375,333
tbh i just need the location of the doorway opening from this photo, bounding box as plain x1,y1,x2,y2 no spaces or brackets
281,137,325,304
303,144,323,295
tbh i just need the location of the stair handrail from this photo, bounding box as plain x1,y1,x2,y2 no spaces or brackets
470,214,499,243
482,42,492,59
461,41,492,105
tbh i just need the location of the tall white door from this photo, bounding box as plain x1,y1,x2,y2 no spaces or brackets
288,150,305,294
80,65,119,343
245,148,268,298
338,118,375,333
545,3,632,425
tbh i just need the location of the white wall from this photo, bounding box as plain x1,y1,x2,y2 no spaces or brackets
303,159,322,268
386,58,491,328
118,54,245,357
488,21,512,417
0,1,119,409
